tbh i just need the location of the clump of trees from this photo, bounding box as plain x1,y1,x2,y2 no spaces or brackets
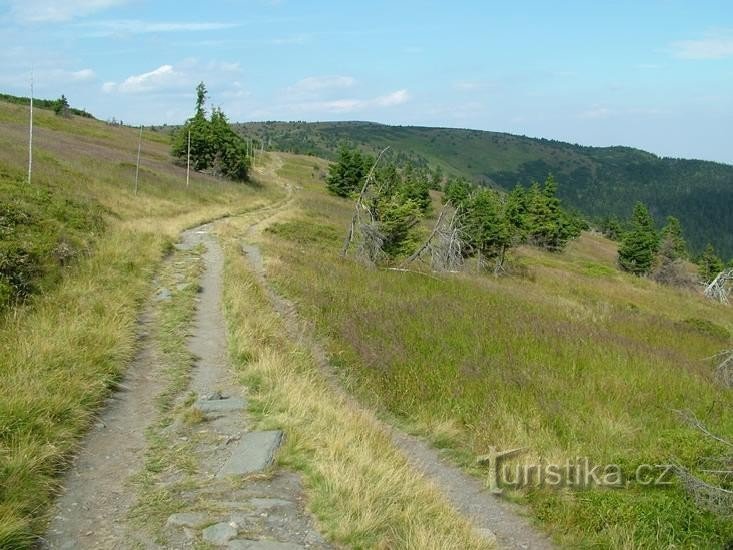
615,203,730,288
53,95,70,117
331,146,583,271
443,175,584,272
171,82,250,182
335,147,431,263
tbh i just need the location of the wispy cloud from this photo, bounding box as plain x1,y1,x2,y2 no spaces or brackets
670,30,733,59
277,89,411,114
7,0,128,23
102,59,243,95
70,68,95,81
79,19,240,36
103,64,182,94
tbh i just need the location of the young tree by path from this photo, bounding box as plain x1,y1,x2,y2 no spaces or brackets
171,83,250,182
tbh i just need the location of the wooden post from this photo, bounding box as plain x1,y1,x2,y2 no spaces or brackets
134,125,143,195
27,72,33,184
186,129,191,186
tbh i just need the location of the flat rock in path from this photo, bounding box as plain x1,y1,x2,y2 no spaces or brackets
217,431,284,477
166,511,209,528
249,498,293,510
197,396,247,413
228,540,304,550
202,521,239,545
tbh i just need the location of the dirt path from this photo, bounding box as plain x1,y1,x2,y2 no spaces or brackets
43,184,326,549
43,308,166,549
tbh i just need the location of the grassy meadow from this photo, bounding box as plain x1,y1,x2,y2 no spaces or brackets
0,101,277,547
257,154,733,548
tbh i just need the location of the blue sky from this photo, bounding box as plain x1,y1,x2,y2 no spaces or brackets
1,0,732,163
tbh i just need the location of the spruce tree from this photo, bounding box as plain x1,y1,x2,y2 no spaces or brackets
659,216,687,260
443,177,472,208
326,146,369,197
171,83,249,181
697,244,724,284
618,202,658,275
462,189,511,265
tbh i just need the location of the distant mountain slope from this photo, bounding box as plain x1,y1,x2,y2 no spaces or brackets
235,121,733,258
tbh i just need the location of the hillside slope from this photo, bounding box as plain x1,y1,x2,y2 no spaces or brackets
235,121,733,258
251,153,733,548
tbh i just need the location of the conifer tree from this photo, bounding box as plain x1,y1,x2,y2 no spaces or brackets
171,82,249,181
326,146,370,197
443,177,472,207
618,202,659,275
462,189,511,266
659,216,688,260
697,243,724,284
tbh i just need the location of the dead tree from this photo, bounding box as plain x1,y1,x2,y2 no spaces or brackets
672,409,733,517
709,349,733,388
405,204,465,272
704,268,733,304
672,464,733,517
340,147,389,262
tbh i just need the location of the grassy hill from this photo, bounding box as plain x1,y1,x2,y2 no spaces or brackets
235,121,733,259
254,153,733,548
0,99,274,546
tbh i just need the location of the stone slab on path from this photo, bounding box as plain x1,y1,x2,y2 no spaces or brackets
217,430,284,477
228,540,305,550
198,396,247,413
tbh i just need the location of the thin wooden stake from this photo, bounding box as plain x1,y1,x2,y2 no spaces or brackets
134,125,143,195
186,129,191,186
27,71,33,184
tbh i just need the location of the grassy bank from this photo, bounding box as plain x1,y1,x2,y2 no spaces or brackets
258,154,733,548
219,217,492,549
0,101,277,547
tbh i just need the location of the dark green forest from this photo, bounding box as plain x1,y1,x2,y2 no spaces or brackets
234,121,733,258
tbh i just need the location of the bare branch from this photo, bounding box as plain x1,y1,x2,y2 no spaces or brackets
675,409,733,448
404,204,448,264
340,147,390,257
704,268,733,304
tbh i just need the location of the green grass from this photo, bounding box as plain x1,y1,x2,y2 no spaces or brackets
260,154,733,548
0,99,275,548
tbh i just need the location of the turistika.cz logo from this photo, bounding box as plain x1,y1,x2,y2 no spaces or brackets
477,446,675,494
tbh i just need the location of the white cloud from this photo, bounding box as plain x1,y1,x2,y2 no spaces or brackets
101,59,245,97
670,30,733,59
8,0,128,23
103,64,182,94
278,88,411,115
80,19,240,36
373,89,410,107
70,68,95,81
